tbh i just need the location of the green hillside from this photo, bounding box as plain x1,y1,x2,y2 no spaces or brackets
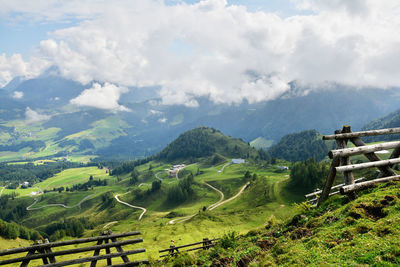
158,180,400,266
268,130,332,162
4,125,398,266
156,126,259,162
250,137,274,150
362,108,400,142
0,159,296,258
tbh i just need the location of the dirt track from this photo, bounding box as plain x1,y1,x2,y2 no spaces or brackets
115,193,147,220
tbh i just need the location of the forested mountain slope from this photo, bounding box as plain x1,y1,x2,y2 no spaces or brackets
268,130,331,162
361,108,400,142
156,126,260,162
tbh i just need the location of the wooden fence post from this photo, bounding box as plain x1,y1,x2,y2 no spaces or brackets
339,126,355,186
202,238,211,250
318,130,341,206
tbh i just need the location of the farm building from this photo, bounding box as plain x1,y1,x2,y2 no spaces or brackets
277,166,289,170
231,159,245,164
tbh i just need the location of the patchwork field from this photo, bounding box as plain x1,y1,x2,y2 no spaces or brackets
1,159,298,261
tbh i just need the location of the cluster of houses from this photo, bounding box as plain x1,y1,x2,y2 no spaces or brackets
167,164,186,177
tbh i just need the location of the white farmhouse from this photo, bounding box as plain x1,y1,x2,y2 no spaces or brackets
231,159,245,164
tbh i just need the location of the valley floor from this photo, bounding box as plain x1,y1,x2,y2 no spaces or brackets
0,160,298,264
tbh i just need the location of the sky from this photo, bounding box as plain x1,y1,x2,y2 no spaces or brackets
1,0,400,110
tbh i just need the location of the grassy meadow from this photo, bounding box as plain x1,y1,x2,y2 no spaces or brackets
0,158,301,263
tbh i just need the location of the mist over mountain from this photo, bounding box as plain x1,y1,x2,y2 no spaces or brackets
1,75,400,160
8,76,84,108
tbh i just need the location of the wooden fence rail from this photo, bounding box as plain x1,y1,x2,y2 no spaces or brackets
159,238,219,258
328,141,400,159
305,177,365,204
316,125,400,206
0,230,148,266
322,127,400,140
336,158,400,172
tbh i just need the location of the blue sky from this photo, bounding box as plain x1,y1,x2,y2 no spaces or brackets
0,0,305,58
1,0,398,107
0,19,78,58
165,0,302,14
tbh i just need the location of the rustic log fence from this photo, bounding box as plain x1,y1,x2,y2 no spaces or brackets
0,230,148,266
159,238,219,258
313,126,400,206
305,177,366,205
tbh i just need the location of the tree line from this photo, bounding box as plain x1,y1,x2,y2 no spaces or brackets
0,161,89,186
268,130,330,162
0,218,41,240
0,194,29,223
109,157,153,176
167,173,195,204
289,158,329,192
43,217,94,241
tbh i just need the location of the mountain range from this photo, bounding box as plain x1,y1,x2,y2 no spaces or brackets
1,74,400,161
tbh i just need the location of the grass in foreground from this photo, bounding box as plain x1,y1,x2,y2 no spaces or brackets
155,180,400,266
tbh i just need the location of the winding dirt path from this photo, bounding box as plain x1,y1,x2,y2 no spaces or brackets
0,186,4,197
168,214,197,224
103,221,118,229
208,182,250,210
26,194,94,211
167,181,249,224
204,182,224,210
155,171,166,181
115,193,147,220
218,162,231,174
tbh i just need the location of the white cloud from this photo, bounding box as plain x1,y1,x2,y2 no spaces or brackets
0,53,49,87
25,107,51,123
12,91,23,99
149,109,163,116
1,0,400,105
70,82,130,111
158,117,167,123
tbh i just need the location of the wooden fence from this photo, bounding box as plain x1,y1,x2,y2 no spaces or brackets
305,177,365,205
315,126,400,206
0,230,148,266
159,238,219,258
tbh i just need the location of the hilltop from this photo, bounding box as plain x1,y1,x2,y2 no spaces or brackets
156,126,261,162
158,180,400,266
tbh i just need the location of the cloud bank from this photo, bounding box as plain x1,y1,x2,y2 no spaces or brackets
0,54,49,87
70,82,130,111
25,107,51,123
1,0,400,106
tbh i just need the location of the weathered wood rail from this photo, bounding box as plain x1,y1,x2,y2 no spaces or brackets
0,230,148,266
315,126,400,206
305,177,365,204
159,238,219,258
